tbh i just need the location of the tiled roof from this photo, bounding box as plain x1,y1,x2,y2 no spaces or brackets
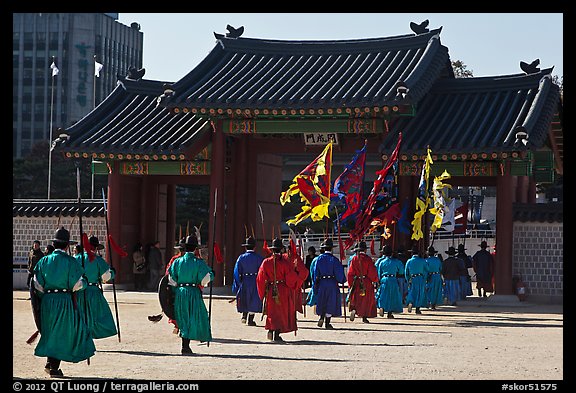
157,29,452,111
59,78,212,157
379,69,561,156
512,202,563,223
13,200,106,218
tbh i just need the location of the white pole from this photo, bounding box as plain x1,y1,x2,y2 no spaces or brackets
47,58,55,199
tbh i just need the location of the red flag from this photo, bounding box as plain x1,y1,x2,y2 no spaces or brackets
81,233,96,262
453,202,469,235
346,133,402,248
213,242,223,264
262,240,272,257
289,238,298,257
108,234,128,258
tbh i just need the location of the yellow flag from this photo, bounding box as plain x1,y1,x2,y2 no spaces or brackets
411,147,433,240
429,170,452,233
280,143,333,225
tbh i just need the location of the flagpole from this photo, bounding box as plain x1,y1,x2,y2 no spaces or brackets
47,56,56,199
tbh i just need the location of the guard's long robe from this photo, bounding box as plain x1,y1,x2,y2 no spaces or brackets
232,250,264,313
307,252,346,317
165,252,182,328
346,252,378,317
405,255,429,308
256,253,301,333
472,249,495,292
168,252,214,342
33,249,96,363
375,255,404,313
287,252,309,314
425,255,444,306
75,252,117,339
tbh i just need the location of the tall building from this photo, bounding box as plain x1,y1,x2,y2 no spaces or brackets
12,13,143,158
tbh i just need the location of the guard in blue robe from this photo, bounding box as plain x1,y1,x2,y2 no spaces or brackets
307,238,346,329
405,245,429,314
425,246,444,310
232,236,264,326
375,245,404,318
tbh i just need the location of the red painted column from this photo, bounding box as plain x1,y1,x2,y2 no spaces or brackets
495,162,514,295
516,175,529,203
208,123,226,286
166,184,177,266
107,163,126,283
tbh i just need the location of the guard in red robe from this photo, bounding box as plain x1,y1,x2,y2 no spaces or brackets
256,238,306,342
286,241,308,316
346,241,378,322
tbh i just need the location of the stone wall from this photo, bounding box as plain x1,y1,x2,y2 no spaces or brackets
512,221,563,304
13,216,107,289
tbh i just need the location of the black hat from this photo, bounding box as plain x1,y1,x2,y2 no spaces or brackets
52,227,70,243
241,236,256,247
410,245,420,255
33,240,41,245
353,241,367,252
174,238,185,249
89,235,105,250
270,237,283,251
381,244,393,255
446,246,457,255
479,240,488,249
320,238,334,249
457,244,466,251
428,246,437,255
184,235,198,247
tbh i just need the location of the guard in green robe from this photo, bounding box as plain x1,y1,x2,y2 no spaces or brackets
75,236,117,339
168,235,214,355
32,227,96,377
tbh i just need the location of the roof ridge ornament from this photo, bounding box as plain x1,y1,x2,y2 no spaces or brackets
226,24,244,38
126,66,146,81
520,59,540,74
410,19,429,35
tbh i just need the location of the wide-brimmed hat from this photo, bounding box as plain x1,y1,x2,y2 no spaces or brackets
428,246,437,255
174,238,185,249
457,244,466,251
89,235,105,250
352,241,367,252
52,227,70,243
479,240,489,249
320,238,334,249
270,237,283,251
241,236,256,247
381,244,393,255
184,235,198,247
410,245,420,255
446,246,457,255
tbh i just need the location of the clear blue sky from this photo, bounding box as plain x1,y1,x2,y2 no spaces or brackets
117,13,563,83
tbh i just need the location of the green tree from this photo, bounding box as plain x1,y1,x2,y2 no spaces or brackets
451,60,474,78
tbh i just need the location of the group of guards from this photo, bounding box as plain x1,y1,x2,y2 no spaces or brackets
27,226,494,378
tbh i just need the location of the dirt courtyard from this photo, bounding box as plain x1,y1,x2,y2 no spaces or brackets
13,288,563,382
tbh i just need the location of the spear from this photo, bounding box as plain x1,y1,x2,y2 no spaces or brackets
207,188,218,348
102,188,121,342
76,166,90,365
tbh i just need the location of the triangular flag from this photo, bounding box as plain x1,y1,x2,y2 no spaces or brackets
95,60,104,77
50,61,59,77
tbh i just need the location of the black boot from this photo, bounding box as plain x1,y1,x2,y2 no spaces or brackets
324,316,334,329
47,357,63,377
241,312,248,324
181,338,193,355
415,307,422,314
387,312,394,319
247,313,256,326
477,289,482,297
273,330,284,342
362,317,370,323
317,315,324,327
267,330,274,341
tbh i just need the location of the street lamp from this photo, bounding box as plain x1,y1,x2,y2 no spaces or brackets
47,132,69,199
